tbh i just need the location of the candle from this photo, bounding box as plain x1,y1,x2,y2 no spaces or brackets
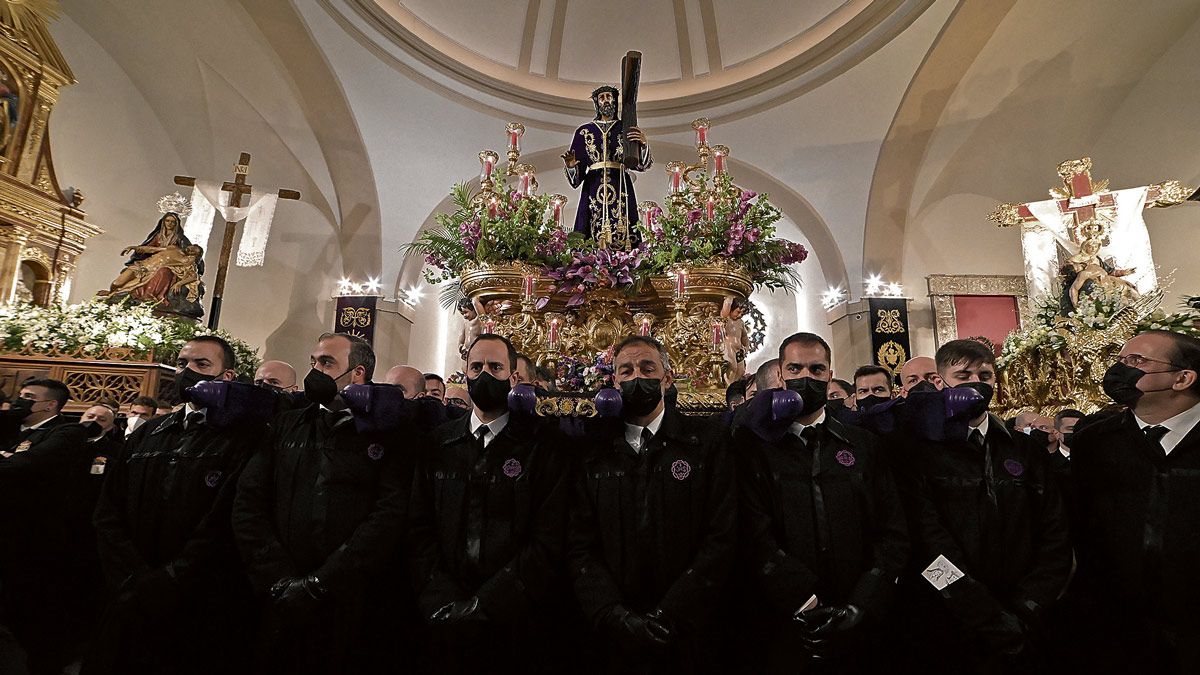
706,195,716,220
518,170,531,196
478,150,498,182
548,318,560,350
713,145,728,175
550,195,566,228
675,270,687,297
640,318,651,337
484,317,496,334
487,197,499,219
506,122,524,152
522,275,534,301
667,162,684,194
695,125,708,147
712,322,724,349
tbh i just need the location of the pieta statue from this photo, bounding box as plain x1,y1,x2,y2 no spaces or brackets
97,194,205,319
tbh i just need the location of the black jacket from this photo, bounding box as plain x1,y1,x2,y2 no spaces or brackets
0,416,95,671
736,415,909,618
895,413,1071,661
409,412,570,620
568,409,736,633
232,403,412,673
1069,408,1200,672
233,403,411,596
90,407,264,674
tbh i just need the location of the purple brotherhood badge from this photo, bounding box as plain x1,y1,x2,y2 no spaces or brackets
204,471,222,488
502,458,522,478
835,450,856,467
671,459,691,481
367,444,385,460
1003,459,1024,477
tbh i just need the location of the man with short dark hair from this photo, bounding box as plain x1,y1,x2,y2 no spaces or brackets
124,396,158,439
91,336,261,674
1053,409,1084,460
424,373,446,402
725,377,748,410
233,332,411,672
1070,330,1200,671
569,336,735,671
853,365,894,410
895,338,1070,673
409,334,570,670
514,353,538,386
752,358,783,396
734,332,908,672
0,378,96,672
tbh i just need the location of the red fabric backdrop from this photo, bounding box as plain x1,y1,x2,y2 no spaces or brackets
953,295,1021,356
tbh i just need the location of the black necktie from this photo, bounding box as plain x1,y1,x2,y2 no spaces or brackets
640,427,654,451
969,428,986,450
476,426,489,449
1144,425,1169,453
800,426,819,448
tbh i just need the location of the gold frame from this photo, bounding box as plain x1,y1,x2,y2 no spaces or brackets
927,274,1030,348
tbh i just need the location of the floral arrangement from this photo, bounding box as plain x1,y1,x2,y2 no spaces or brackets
554,351,614,392
998,288,1200,369
0,300,260,379
545,245,648,307
642,173,808,290
404,180,575,287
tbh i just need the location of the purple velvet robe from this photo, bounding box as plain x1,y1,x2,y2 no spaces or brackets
564,118,652,248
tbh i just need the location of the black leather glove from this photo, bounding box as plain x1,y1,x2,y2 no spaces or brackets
119,566,180,618
270,575,327,624
430,596,488,625
602,605,670,656
795,604,864,659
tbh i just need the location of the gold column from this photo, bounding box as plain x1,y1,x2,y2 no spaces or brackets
0,228,28,303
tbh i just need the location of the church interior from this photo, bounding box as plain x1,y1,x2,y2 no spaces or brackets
3,1,1200,673
34,0,1200,378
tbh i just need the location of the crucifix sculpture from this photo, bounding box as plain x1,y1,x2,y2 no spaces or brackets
990,157,1194,312
175,152,300,329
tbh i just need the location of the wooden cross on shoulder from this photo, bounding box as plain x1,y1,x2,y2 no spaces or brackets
174,152,301,329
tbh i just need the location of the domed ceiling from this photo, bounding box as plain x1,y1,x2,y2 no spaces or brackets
338,0,934,127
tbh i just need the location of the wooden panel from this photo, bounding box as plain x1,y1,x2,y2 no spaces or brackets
0,354,174,412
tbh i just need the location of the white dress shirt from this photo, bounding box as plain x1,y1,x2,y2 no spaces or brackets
20,414,58,432
624,408,666,453
1134,401,1200,455
470,411,511,448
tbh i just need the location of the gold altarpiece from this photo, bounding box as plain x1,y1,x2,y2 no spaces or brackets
0,2,100,307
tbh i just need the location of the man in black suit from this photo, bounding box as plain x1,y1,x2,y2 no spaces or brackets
735,333,909,673
408,334,570,672
895,339,1071,673
1071,330,1200,672
91,336,263,675
568,336,735,673
233,332,412,674
0,378,94,674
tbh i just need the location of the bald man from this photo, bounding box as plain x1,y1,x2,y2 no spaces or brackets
383,365,425,399
445,387,472,410
254,360,298,392
898,356,942,396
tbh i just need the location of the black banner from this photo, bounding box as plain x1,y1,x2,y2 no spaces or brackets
868,297,910,384
334,296,377,344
